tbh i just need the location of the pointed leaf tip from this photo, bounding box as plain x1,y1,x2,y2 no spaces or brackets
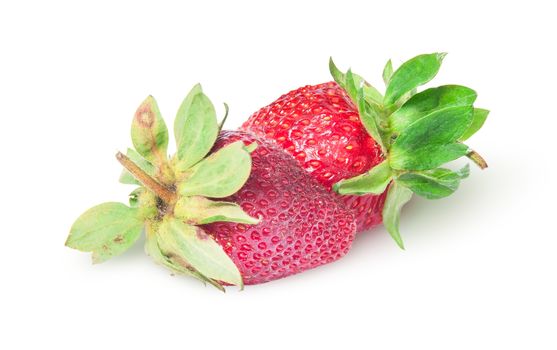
382,59,393,85
382,183,413,249
460,108,489,141
174,85,219,171
131,95,169,164
329,57,344,86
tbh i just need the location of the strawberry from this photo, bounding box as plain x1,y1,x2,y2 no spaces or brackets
243,53,489,247
66,85,356,289
205,131,356,285
242,82,386,232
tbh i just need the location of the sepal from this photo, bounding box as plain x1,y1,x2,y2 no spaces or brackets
131,96,169,164
66,202,143,263
384,53,446,106
333,160,392,195
330,53,488,248
144,223,225,291
389,106,473,170
396,165,469,199
175,196,260,225
178,141,253,198
174,84,219,172
460,108,489,141
157,218,243,289
382,183,413,249
382,59,393,85
390,85,477,133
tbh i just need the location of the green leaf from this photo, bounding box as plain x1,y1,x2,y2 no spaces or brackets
333,160,392,195
460,108,489,141
329,57,345,86
119,148,155,185
144,224,225,291
174,84,219,171
175,196,260,225
390,85,477,133
392,142,469,171
396,164,469,199
66,202,143,263
354,87,386,152
158,218,243,288
389,106,473,170
338,69,385,151
131,96,169,164
178,141,252,198
396,88,418,108
351,72,383,105
382,59,393,85
384,53,446,106
329,58,382,105
382,182,413,249
344,69,360,104
362,84,384,105
362,102,387,151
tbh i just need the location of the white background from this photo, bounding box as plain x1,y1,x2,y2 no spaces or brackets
1,1,555,349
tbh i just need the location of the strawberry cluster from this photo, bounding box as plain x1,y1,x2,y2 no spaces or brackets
66,53,488,289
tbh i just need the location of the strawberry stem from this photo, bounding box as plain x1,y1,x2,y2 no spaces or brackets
116,151,176,204
466,150,488,170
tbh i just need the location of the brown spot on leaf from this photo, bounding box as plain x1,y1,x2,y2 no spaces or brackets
113,235,124,243
195,228,210,240
135,104,155,128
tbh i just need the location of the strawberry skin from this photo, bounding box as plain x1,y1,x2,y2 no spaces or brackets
204,131,357,285
242,82,386,232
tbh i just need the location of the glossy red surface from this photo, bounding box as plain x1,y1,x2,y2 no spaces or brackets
242,82,387,232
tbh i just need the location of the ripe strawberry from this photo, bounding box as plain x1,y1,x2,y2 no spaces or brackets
204,130,356,285
242,82,386,232
66,84,357,289
244,53,489,247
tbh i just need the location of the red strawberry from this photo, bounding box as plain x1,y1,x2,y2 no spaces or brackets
66,85,358,289
244,53,488,248
242,82,386,232
204,130,356,285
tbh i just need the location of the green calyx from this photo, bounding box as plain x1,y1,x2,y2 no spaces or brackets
66,85,259,291
330,53,489,249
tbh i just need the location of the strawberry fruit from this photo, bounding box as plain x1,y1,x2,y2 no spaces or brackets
243,53,489,248
66,53,489,290
243,82,387,232
206,131,356,285
66,85,356,289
